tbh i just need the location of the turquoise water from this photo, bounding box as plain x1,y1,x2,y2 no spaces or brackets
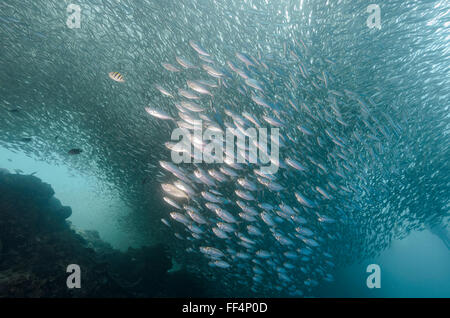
0,146,135,250
317,230,450,297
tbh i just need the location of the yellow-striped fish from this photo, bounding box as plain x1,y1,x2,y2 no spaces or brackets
108,72,124,83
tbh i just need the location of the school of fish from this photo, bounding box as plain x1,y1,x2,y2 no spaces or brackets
0,0,448,297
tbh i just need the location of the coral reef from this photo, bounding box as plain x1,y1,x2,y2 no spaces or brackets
0,172,206,297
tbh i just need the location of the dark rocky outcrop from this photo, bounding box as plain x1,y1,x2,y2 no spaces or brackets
0,172,207,297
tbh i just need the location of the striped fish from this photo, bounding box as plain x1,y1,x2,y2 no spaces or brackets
108,72,124,83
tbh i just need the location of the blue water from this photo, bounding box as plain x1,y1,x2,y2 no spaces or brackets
317,230,450,297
